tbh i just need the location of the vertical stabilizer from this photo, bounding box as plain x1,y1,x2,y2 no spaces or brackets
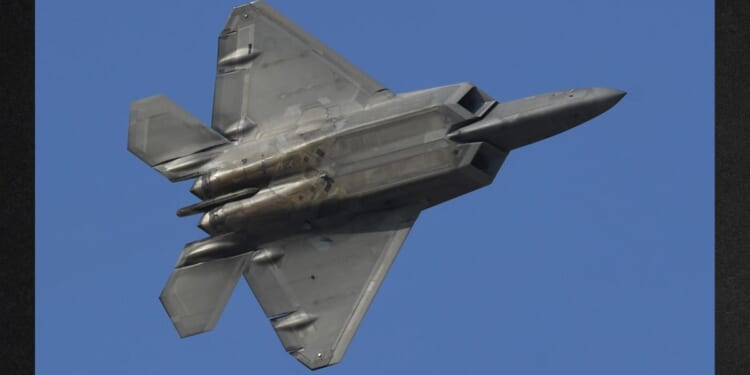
160,252,249,337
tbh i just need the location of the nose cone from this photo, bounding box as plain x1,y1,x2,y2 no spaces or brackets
590,87,627,114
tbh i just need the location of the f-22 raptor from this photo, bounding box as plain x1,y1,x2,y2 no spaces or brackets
128,1,625,370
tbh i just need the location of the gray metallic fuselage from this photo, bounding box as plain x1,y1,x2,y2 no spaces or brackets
175,83,623,266
189,84,497,245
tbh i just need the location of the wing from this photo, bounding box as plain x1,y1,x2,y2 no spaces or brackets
243,208,420,369
211,0,391,140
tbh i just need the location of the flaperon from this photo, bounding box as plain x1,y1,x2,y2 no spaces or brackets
127,0,625,370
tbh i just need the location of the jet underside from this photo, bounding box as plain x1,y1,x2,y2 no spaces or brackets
127,0,624,370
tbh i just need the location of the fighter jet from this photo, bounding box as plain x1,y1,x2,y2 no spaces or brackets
128,1,625,370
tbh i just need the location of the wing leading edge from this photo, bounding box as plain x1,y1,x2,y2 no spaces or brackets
243,208,420,369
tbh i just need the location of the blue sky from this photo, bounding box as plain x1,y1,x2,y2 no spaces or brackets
36,0,713,374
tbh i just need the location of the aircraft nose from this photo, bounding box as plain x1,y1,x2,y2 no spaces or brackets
589,87,627,113
448,86,627,150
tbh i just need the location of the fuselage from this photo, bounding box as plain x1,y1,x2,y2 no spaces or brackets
168,83,624,266
191,83,505,240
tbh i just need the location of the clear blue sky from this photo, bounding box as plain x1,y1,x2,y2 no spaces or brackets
36,0,713,373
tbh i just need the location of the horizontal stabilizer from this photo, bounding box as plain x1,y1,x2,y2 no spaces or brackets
128,95,228,168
